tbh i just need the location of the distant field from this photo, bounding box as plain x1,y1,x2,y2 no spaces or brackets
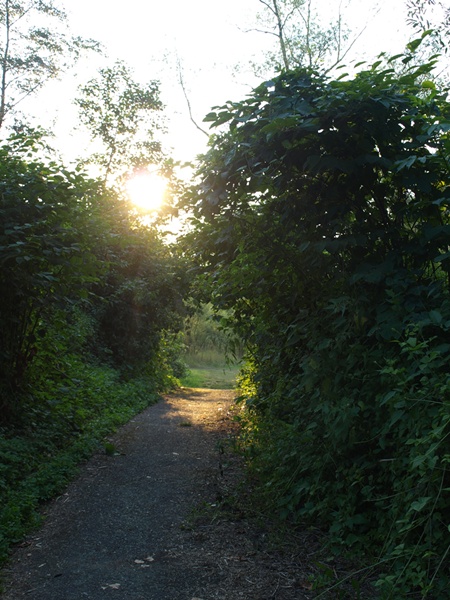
180,365,240,389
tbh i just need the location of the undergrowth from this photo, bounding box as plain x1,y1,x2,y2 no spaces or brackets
0,364,159,566
235,319,450,599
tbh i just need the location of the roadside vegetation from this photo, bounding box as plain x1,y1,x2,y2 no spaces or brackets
0,134,189,564
182,45,450,598
180,303,241,389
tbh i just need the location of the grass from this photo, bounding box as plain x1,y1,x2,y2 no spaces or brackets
179,349,241,390
180,365,240,389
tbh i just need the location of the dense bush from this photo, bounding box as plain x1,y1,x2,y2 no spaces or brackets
88,209,187,375
184,48,450,597
0,135,101,422
0,133,188,417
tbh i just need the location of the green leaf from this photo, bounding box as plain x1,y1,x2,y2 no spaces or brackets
395,156,417,171
203,111,218,122
410,497,432,512
429,310,443,325
406,37,424,53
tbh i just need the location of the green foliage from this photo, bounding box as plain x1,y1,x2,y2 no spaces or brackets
0,132,189,421
406,0,450,59
90,217,187,375
183,302,242,363
0,0,98,128
180,302,243,390
145,330,188,389
0,135,101,421
184,53,450,596
75,60,164,181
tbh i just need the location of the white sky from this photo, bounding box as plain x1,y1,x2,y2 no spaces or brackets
30,0,411,165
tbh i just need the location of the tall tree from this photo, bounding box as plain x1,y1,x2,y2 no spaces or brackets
75,61,165,184
0,0,98,129
406,0,450,48
249,0,362,74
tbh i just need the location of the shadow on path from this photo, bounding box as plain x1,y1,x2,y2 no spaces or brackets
1,389,235,600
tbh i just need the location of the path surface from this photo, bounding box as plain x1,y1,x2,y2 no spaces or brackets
1,388,313,600
1,389,237,600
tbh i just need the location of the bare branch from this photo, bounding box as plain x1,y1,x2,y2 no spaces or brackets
258,0,277,17
282,7,298,30
268,0,290,70
176,57,209,138
239,26,279,38
324,21,368,74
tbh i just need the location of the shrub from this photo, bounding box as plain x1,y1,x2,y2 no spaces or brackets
185,47,450,596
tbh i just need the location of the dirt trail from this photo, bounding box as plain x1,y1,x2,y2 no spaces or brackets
1,388,311,600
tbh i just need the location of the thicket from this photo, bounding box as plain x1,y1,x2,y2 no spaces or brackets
0,132,189,562
184,47,450,597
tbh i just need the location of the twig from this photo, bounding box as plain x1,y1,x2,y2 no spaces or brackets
176,57,209,137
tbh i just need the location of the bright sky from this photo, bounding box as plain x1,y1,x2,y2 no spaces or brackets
32,0,411,165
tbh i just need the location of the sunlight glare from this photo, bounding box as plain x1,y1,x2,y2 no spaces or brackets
126,171,167,212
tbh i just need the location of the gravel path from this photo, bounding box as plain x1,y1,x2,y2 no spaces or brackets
1,389,238,600
1,388,321,600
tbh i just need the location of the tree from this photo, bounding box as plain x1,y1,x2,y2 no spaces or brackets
0,131,102,420
248,0,361,74
0,0,98,129
406,0,450,50
175,56,209,137
405,0,450,81
90,212,188,373
75,61,165,184
184,49,450,595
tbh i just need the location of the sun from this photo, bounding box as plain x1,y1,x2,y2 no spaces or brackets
126,171,167,212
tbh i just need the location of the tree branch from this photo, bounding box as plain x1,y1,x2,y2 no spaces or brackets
324,21,368,74
176,58,209,138
239,26,279,38
258,0,277,17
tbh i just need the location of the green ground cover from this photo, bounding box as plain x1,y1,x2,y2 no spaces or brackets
0,370,160,567
180,365,239,389
180,345,241,390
